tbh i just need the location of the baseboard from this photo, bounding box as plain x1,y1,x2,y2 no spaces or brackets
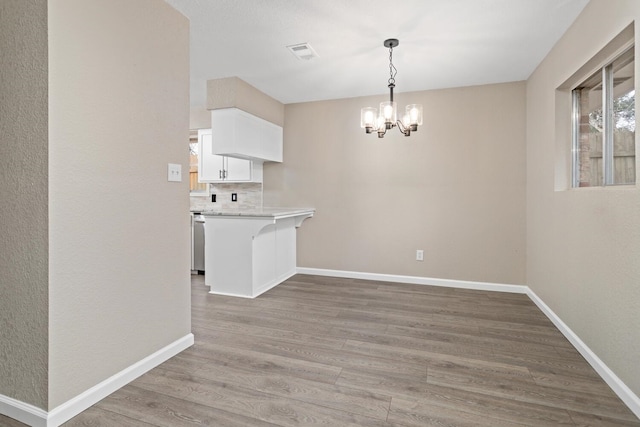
296,267,527,294
526,289,640,419
209,270,297,299
254,270,297,298
209,290,255,298
0,333,194,427
0,395,48,427
295,267,640,419
47,333,195,426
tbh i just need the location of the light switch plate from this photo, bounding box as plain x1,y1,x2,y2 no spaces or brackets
168,163,182,182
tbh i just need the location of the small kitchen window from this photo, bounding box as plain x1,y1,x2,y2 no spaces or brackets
189,130,208,195
572,45,636,187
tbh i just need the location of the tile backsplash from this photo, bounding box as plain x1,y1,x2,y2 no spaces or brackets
190,183,262,212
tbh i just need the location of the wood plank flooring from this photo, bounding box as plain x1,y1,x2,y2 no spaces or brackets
3,274,639,426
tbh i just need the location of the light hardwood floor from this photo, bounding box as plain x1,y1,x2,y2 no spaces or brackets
3,274,639,426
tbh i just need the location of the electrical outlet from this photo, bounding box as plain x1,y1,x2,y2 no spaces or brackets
231,193,238,202
416,250,424,261
211,194,216,203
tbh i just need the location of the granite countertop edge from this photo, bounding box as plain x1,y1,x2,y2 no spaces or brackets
198,207,315,218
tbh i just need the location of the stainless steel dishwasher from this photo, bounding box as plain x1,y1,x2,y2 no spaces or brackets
191,213,205,273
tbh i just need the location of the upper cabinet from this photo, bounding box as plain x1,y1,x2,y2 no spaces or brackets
211,108,283,163
198,129,263,183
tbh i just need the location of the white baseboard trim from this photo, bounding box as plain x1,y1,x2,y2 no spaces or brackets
295,267,640,419
47,333,194,427
209,289,255,298
526,289,640,419
255,270,297,298
209,270,297,299
0,333,194,427
0,395,48,427
296,267,527,294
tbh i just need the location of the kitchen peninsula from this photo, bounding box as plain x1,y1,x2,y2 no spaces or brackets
203,208,315,298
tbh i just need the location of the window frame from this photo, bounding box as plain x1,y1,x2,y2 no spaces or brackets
571,44,635,188
189,129,210,197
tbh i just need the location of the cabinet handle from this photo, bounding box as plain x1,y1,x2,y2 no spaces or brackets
219,170,222,179
223,170,227,179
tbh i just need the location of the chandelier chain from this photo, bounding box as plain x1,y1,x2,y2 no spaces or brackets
388,46,397,86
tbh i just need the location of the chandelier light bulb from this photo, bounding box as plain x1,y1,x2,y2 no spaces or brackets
376,115,386,137
365,110,374,124
406,104,423,127
402,113,411,128
381,101,397,125
360,107,378,132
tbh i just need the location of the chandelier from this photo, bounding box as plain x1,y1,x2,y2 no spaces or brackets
360,39,423,138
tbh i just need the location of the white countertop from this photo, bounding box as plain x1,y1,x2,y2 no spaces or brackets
200,207,315,219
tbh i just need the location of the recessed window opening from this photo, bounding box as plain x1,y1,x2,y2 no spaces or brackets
190,130,208,194
572,46,635,187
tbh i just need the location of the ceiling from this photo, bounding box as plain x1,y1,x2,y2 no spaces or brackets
164,0,589,106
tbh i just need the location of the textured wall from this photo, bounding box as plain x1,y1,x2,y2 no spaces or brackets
48,0,191,409
526,0,640,395
207,77,285,126
190,106,211,129
264,82,527,285
0,0,49,410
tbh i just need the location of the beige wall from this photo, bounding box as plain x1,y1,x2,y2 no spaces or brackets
0,0,49,410
207,77,285,126
527,0,640,395
190,106,211,129
48,0,191,409
264,82,527,285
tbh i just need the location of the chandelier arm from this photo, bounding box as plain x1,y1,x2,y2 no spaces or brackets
396,120,410,136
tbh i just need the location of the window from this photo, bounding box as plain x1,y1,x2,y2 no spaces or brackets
572,46,635,187
189,130,208,194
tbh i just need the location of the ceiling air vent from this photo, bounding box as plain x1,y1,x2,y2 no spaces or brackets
286,42,319,60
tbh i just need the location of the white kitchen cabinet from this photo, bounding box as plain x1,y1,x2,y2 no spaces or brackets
222,156,252,181
211,108,283,162
197,129,262,182
203,208,315,298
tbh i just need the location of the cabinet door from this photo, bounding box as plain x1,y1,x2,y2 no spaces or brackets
211,108,283,162
225,156,252,181
198,129,225,182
